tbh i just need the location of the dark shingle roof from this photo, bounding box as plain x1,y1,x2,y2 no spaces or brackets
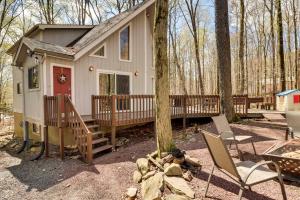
23,37,75,56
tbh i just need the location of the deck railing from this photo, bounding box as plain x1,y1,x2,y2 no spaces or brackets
92,95,155,126
44,95,60,127
65,96,93,163
44,95,93,163
233,95,248,116
91,95,247,127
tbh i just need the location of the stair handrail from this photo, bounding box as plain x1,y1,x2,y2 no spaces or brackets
64,95,93,164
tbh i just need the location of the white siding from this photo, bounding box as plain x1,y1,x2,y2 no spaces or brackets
12,66,23,113
74,10,154,115
22,57,44,123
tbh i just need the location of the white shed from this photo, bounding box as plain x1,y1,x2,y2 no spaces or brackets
276,89,300,111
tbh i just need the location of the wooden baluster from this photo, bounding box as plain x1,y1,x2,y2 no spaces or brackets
111,95,116,150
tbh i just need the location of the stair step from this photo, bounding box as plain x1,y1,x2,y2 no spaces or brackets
92,138,109,145
92,145,113,154
83,118,96,123
87,124,99,129
92,131,105,136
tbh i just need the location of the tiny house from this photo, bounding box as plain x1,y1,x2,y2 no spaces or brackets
276,89,300,112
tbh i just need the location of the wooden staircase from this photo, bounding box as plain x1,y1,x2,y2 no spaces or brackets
82,117,113,157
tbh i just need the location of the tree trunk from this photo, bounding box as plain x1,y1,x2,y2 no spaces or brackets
292,0,298,88
214,0,235,121
154,0,173,155
238,0,245,94
275,0,286,91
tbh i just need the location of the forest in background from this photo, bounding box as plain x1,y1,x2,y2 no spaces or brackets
0,0,299,111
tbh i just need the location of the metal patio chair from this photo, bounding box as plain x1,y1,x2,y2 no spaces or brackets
201,130,287,200
212,115,256,160
286,111,300,140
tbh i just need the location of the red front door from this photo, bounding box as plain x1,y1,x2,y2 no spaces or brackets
53,66,72,97
53,66,72,112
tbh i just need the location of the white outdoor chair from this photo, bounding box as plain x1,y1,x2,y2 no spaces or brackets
212,115,256,160
201,130,287,200
286,111,300,140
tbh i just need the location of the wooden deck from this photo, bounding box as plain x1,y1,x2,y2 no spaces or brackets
43,94,273,163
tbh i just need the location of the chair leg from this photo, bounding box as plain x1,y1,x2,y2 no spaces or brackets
234,141,244,161
285,129,289,141
205,166,214,197
278,177,287,200
238,186,245,200
229,141,232,149
251,140,257,155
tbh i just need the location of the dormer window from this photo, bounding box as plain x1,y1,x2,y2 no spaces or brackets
119,25,131,61
91,43,106,58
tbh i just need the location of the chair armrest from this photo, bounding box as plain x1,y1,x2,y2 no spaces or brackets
243,161,281,183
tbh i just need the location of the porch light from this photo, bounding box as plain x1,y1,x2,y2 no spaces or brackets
89,66,94,72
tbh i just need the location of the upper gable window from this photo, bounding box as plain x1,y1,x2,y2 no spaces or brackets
120,25,131,61
92,44,106,58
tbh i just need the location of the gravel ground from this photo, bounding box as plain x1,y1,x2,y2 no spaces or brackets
0,119,299,200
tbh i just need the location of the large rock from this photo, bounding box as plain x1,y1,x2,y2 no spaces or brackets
126,187,138,199
165,194,189,200
164,163,183,177
182,171,193,182
141,172,164,200
143,170,156,180
133,170,142,183
136,158,150,175
184,155,201,168
164,176,195,199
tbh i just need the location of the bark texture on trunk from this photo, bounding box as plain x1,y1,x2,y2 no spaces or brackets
275,0,286,91
154,0,173,154
214,0,234,121
238,0,245,94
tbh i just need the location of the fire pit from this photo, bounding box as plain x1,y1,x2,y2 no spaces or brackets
263,140,300,179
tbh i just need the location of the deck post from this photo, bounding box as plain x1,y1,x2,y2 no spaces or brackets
87,132,93,164
183,95,187,131
91,95,95,119
111,95,116,150
57,94,64,160
44,126,49,157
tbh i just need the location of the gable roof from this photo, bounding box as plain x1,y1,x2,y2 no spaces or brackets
7,0,155,62
276,89,300,96
73,0,155,60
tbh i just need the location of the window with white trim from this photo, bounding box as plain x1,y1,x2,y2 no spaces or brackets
120,25,130,61
28,66,39,89
92,44,106,57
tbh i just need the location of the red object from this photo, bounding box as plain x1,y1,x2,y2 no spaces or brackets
293,95,300,104
53,66,72,111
